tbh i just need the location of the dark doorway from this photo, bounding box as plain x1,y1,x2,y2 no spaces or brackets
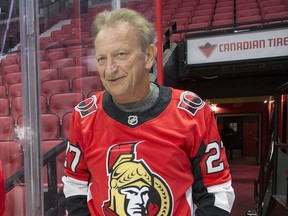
217,114,260,163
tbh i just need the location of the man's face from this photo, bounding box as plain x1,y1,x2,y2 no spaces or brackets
120,186,150,216
94,22,155,104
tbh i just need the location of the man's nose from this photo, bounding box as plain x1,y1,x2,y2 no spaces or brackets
105,57,117,74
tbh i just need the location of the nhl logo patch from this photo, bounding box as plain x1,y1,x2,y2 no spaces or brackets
127,115,138,126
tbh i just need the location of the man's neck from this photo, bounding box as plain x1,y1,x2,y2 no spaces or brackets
113,83,159,112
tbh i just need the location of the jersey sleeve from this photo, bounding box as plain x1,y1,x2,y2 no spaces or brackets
190,104,235,215
62,109,91,216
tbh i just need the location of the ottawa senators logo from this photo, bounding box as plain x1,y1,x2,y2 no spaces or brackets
75,95,98,118
103,142,173,215
178,91,204,116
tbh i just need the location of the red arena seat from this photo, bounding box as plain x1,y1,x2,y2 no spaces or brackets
10,96,47,121
237,8,261,19
72,76,103,98
262,4,286,17
41,79,70,101
40,69,58,82
59,66,87,87
1,57,17,71
264,11,288,21
0,86,6,98
5,185,26,216
174,11,193,20
17,113,60,139
212,19,234,28
51,58,76,72
217,2,234,8
41,113,60,140
237,14,263,25
40,61,50,70
195,8,214,19
61,112,72,138
171,17,190,27
237,3,258,11
197,3,215,11
4,72,22,89
259,0,283,10
49,92,84,121
214,12,234,21
45,51,66,63
0,141,22,179
7,83,22,102
67,48,88,63
215,6,234,14
191,15,212,26
0,98,9,116
78,55,99,76
181,1,197,8
2,64,21,76
0,116,15,141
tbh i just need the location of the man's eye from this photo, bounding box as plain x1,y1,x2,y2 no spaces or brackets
97,57,103,62
116,52,127,58
97,57,105,63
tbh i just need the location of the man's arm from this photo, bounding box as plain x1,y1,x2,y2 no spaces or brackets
62,110,91,215
62,175,90,216
191,106,235,215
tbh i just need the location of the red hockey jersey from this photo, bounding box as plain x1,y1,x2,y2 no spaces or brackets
63,85,235,216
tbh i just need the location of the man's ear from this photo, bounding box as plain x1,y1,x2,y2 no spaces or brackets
145,44,156,70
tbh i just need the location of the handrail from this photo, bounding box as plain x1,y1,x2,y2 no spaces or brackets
275,81,288,94
254,80,288,215
5,139,67,192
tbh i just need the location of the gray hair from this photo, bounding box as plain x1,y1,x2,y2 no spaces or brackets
92,8,156,50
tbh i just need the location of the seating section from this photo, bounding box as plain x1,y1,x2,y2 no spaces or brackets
154,0,288,42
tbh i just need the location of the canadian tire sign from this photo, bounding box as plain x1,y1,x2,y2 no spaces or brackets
186,28,288,65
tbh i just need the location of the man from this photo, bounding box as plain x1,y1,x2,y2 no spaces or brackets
221,122,235,160
62,8,235,215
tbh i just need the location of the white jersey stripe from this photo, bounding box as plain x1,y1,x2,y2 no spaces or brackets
207,180,235,212
62,176,89,198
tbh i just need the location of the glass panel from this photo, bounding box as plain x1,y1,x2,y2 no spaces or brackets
1,0,158,215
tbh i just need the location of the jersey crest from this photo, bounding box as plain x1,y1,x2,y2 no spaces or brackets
75,95,98,118
178,91,204,116
103,142,173,216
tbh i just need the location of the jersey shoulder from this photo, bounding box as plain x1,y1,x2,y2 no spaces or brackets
74,91,104,119
170,88,208,117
